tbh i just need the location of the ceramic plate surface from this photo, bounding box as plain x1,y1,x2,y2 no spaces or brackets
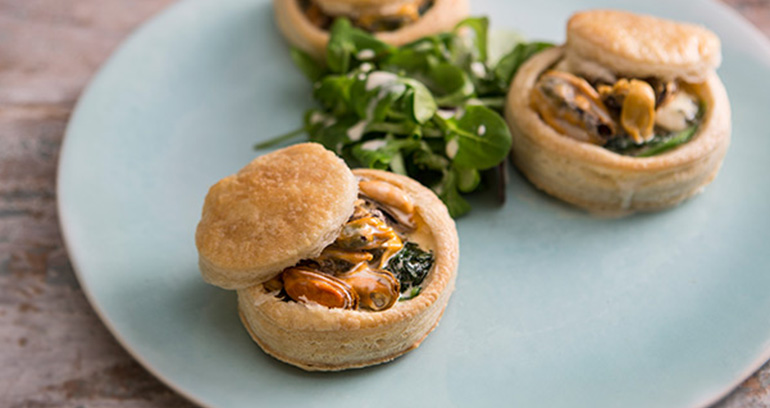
58,0,770,407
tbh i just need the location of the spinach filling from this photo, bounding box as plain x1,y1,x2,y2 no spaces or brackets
385,242,434,300
604,124,700,157
603,100,704,157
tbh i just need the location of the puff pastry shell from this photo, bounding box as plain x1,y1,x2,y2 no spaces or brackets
565,10,722,83
274,0,470,58
237,169,459,371
195,143,358,290
506,46,731,214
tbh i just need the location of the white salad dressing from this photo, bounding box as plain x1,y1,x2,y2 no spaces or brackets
471,62,487,78
366,72,400,91
445,138,459,159
309,112,326,125
347,120,368,141
360,139,387,151
437,109,455,120
357,49,376,61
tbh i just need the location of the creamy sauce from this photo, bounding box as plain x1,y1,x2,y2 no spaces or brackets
406,213,436,253
266,178,436,312
655,92,699,132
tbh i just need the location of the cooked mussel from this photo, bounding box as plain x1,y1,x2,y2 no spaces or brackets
358,180,416,229
282,267,359,309
315,247,374,273
620,80,656,144
531,70,616,144
599,79,656,144
336,215,402,251
650,79,678,107
337,263,400,311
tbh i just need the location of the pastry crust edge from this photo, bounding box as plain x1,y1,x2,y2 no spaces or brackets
505,47,731,215
273,0,471,58
237,169,459,371
565,9,722,83
196,143,358,290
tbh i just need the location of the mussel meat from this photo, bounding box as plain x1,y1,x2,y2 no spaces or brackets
620,79,656,144
337,263,400,311
358,180,416,229
336,215,403,253
531,70,616,144
282,267,359,309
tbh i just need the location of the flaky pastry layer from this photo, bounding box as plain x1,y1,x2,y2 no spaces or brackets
237,169,459,371
566,10,721,83
506,47,731,215
196,143,358,290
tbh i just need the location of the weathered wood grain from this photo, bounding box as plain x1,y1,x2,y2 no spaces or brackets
0,1,195,407
0,1,768,407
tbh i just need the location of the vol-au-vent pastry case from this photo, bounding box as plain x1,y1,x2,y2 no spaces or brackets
506,10,731,214
195,143,459,371
274,0,471,57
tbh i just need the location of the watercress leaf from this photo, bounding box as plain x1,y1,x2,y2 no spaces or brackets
351,141,392,169
434,169,472,217
346,28,393,57
428,63,476,107
351,71,411,121
351,137,421,169
308,115,359,154
382,47,435,75
326,19,356,73
390,150,408,175
401,78,438,124
402,34,452,59
454,17,489,63
326,18,394,74
313,74,355,116
366,121,421,137
486,29,526,65
493,41,553,89
290,47,326,81
412,147,450,171
449,105,512,170
454,166,481,193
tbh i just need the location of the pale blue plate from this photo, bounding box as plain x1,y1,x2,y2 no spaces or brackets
57,0,770,407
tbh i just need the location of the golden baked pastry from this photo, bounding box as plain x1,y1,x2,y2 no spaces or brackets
196,143,358,289
505,10,731,214
566,10,722,83
195,143,459,371
274,0,470,57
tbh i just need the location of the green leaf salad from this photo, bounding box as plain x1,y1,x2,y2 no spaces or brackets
258,17,553,217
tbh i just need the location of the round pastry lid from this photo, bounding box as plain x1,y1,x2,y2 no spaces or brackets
565,10,722,83
314,0,418,18
195,143,358,290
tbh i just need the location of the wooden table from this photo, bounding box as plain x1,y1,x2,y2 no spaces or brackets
1,1,768,406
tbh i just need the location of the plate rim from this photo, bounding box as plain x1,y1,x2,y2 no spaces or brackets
55,0,770,407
